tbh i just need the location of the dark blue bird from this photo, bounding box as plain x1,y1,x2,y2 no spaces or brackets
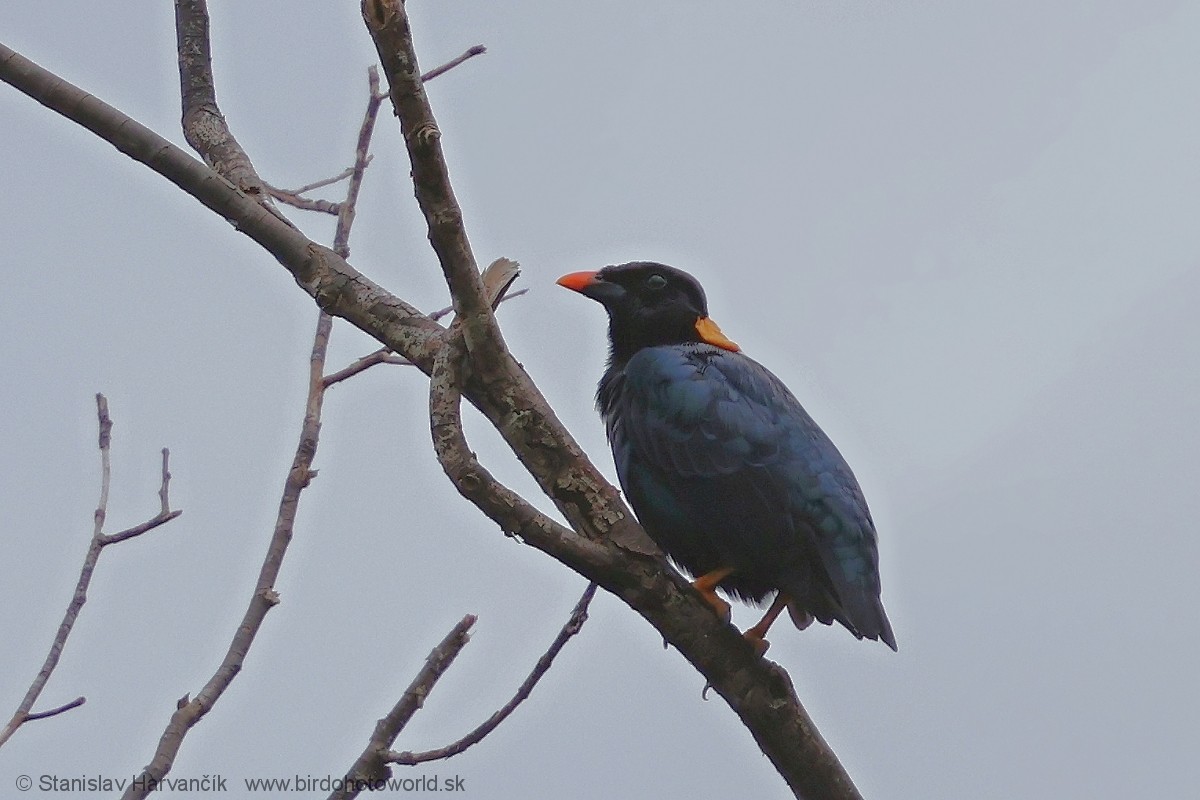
558,262,896,652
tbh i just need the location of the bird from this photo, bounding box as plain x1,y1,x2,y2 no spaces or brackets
557,262,896,653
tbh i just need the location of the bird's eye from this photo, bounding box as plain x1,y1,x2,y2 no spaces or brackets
646,274,667,290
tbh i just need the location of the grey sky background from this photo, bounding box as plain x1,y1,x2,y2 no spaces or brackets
2,2,1198,798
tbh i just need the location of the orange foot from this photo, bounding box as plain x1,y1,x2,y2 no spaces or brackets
690,567,734,623
743,630,771,658
743,593,790,658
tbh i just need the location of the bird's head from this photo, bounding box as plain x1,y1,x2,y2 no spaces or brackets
557,262,739,364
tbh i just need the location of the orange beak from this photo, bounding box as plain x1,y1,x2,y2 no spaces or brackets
556,271,600,292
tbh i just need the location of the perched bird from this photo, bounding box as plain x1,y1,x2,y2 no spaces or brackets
558,262,896,652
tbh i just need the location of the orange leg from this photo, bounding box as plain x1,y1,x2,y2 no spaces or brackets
691,567,734,622
744,593,790,656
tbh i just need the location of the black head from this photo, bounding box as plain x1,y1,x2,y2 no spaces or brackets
557,261,739,363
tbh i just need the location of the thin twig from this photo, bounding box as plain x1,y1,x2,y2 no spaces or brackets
430,286,528,321
333,66,384,259
323,349,415,388
122,6,387,795
271,166,357,196
390,583,596,766
323,285,528,387
25,696,87,722
0,41,447,370
158,448,171,515
100,455,182,545
419,44,486,83
263,184,341,215
266,39,476,214
0,394,180,751
332,616,476,800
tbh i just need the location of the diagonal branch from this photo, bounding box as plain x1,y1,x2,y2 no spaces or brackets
0,40,447,373
122,7,389,796
362,0,499,367
389,582,597,766
23,696,86,723
419,44,486,83
428,328,617,569
5,14,866,798
332,616,477,800
366,5,863,797
0,394,181,751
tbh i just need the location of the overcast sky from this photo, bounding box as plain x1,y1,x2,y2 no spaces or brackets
2,2,1199,798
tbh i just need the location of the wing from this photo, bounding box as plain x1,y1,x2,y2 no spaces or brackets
603,343,895,647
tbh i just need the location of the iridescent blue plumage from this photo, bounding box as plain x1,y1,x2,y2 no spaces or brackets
600,343,896,649
559,262,896,650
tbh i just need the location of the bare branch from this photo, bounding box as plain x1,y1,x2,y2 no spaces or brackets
366,6,864,797
99,510,184,547
175,0,268,198
322,279,527,388
430,285,527,323
270,166,358,197
0,41,447,371
25,696,87,722
323,348,415,388
420,45,487,83
101,448,182,545
429,328,615,566
121,8,387,795
332,616,476,800
363,2,498,362
4,9,867,795
158,447,172,515
390,583,596,766
0,394,181,751
263,185,341,215
333,66,385,260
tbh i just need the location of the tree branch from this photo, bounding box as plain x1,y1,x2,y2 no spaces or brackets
121,6,388,795
332,616,477,800
101,450,182,545
323,348,415,388
0,40,447,373
365,5,863,797
263,184,341,215
362,0,499,367
0,394,181,751
269,166,358,198
23,696,87,723
390,583,597,766
3,12,866,796
175,0,268,198
419,44,486,83
322,285,527,388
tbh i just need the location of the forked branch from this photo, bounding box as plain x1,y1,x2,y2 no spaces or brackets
0,394,181,751
389,583,597,766
332,616,476,800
